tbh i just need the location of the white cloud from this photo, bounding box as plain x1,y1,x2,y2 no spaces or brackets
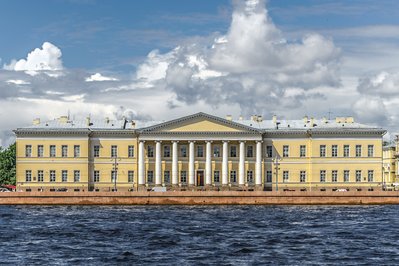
6,79,30,85
353,96,388,124
85,72,118,82
358,71,399,96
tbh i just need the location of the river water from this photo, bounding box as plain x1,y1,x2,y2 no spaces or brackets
0,205,399,265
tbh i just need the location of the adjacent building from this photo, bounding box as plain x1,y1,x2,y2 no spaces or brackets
14,112,386,192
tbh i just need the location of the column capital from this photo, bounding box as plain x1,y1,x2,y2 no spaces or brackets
155,140,162,143
222,140,229,143
239,140,246,143
172,140,179,143
139,140,146,143
189,140,196,143
206,140,213,143
256,140,263,143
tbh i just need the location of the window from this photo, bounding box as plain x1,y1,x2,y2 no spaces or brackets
368,170,374,182
111,145,118,158
300,171,306,182
111,170,117,183
128,171,134,183
332,145,338,157
230,170,237,183
38,170,44,182
213,146,220,157
343,145,350,157
62,145,68,157
332,170,338,182
50,170,56,182
74,170,80,182
50,145,56,157
266,171,272,183
368,145,374,157
246,146,253,158
320,145,326,157
344,170,350,182
25,170,32,182
300,145,306,158
283,171,289,182
230,146,237,157
197,145,204,157
356,145,362,157
283,145,289,157
147,171,154,183
74,145,80,158
128,145,134,158
37,145,44,158
94,145,100,158
25,145,32,157
163,145,171,157
180,145,187,157
266,146,273,158
247,170,253,183
320,170,326,182
214,171,220,183
62,170,68,182
147,146,154,157
356,170,362,182
94,170,100,183
180,171,187,183
164,171,170,183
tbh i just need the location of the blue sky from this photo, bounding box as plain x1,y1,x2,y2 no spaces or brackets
1,0,399,146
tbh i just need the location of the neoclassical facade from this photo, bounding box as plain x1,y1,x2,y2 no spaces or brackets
14,112,386,192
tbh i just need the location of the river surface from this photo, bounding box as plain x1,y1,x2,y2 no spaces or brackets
1,205,399,265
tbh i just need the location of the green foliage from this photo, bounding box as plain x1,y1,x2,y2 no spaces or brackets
0,142,16,185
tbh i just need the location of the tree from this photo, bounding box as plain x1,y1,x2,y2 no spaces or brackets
0,142,16,185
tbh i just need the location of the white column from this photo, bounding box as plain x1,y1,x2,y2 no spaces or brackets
239,141,245,185
189,141,195,186
205,141,212,186
138,141,145,185
255,141,262,185
155,141,162,185
172,141,178,185
222,141,228,185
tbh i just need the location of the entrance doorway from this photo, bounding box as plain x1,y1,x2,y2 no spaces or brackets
196,170,204,186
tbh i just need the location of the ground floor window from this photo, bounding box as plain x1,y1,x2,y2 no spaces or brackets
128,171,134,183
180,171,187,184
94,170,100,183
332,170,338,182
62,170,68,182
266,171,272,183
74,170,80,182
356,170,361,182
25,170,32,182
214,171,220,183
147,171,154,183
230,171,236,183
300,171,306,183
283,171,289,182
247,170,253,183
344,170,350,182
111,170,117,183
368,170,374,182
50,170,56,182
320,170,326,182
164,171,170,183
38,170,44,182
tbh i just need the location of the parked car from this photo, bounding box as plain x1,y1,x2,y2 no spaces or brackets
0,188,11,192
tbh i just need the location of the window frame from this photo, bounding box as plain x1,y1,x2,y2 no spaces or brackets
25,145,32,158
283,145,289,158
49,145,56,158
61,145,68,158
128,145,135,158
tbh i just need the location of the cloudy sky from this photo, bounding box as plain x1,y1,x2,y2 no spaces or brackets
1,0,399,146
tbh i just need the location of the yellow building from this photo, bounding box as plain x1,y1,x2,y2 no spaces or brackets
14,112,386,192
382,144,396,188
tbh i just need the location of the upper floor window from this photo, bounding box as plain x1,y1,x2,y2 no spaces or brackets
368,170,374,182
246,145,254,158
283,145,289,157
74,145,80,158
300,171,306,182
94,170,100,182
332,145,338,157
25,170,32,182
62,145,68,157
147,145,154,157
37,145,44,158
128,145,134,158
344,170,350,182
356,170,362,182
230,146,237,157
25,145,32,157
38,170,44,182
213,145,221,157
283,171,289,182
343,145,349,157
111,145,118,158
128,171,134,183
332,170,338,182
197,145,204,157
266,145,273,158
356,145,362,157
163,145,171,157
266,171,272,183
320,145,326,157
180,145,187,157
50,145,56,157
320,170,326,182
368,145,374,157
93,145,100,158
300,145,306,158
62,170,68,182
74,170,80,182
50,170,56,182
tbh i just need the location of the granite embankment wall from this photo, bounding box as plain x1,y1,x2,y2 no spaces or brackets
1,191,399,205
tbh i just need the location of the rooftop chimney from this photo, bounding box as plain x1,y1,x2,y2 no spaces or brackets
257,115,263,122
303,116,308,124
58,116,68,123
33,118,40,125
226,115,232,121
86,117,91,126
131,120,136,128
272,115,277,124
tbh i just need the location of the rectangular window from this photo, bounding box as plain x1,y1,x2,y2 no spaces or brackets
266,171,272,183
197,145,204,157
74,145,80,158
128,171,134,183
111,145,118,158
332,145,338,157
344,170,350,182
74,170,80,182
128,145,135,158
230,170,237,183
163,145,171,157
213,145,220,157
214,171,220,183
230,146,237,157
25,145,32,157
164,171,170,183
332,170,338,182
62,170,68,182
343,145,350,157
247,170,253,183
356,145,362,157
147,146,154,158
283,145,289,157
300,145,306,158
368,145,374,157
94,145,100,158
147,171,154,183
320,145,326,157
94,170,100,183
61,145,68,157
37,145,44,158
25,170,32,182
368,170,374,182
49,145,56,157
180,145,187,157
320,170,326,182
50,170,56,182
246,146,254,158
356,170,362,182
38,170,44,182
266,145,273,158
283,171,289,182
111,170,117,182
300,171,306,183
180,171,187,183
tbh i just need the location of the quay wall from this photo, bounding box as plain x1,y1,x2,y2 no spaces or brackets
1,191,399,205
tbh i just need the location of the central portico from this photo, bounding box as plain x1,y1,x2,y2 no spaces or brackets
137,113,263,190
